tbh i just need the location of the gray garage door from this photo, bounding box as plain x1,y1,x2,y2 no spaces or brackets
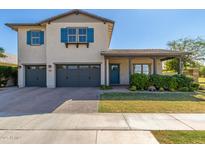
56,64,100,87
25,65,46,87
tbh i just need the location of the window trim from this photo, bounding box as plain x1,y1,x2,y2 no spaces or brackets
67,27,77,43
133,64,151,75
67,27,88,43
31,30,41,46
78,28,87,43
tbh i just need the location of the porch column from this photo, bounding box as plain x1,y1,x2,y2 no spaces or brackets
104,58,109,86
152,57,157,74
128,57,132,84
178,57,183,74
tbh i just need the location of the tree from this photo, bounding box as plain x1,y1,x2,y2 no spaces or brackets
0,47,6,58
165,37,205,71
200,66,205,77
165,58,180,73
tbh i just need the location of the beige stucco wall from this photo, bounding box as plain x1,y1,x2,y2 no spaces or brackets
16,13,163,88
17,27,46,87
18,28,46,64
46,22,109,87
17,14,110,87
108,57,162,85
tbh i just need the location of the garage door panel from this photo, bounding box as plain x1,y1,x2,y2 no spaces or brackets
79,70,90,82
25,65,46,87
67,70,79,81
90,69,100,81
56,64,100,87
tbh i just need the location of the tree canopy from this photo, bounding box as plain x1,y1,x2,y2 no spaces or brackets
0,47,6,58
165,37,205,71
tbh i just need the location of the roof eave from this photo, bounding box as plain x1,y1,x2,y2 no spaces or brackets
5,9,115,31
5,23,42,31
101,51,189,57
39,9,115,24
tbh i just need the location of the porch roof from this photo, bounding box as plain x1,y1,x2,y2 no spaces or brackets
101,49,190,58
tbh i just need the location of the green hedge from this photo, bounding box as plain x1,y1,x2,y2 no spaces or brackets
0,66,17,87
130,73,149,90
130,73,199,91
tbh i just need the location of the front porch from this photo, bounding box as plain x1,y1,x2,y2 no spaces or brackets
101,49,186,86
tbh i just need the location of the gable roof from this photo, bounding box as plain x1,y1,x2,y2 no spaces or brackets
6,9,115,31
39,9,115,24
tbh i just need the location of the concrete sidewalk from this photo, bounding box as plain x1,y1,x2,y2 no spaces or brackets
0,113,204,130
0,130,158,144
0,113,204,143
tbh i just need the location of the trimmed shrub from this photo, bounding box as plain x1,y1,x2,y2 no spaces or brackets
167,76,178,91
0,66,17,87
149,74,163,89
129,85,136,91
130,73,149,90
190,83,200,91
173,74,193,89
179,87,189,92
189,87,195,92
130,73,198,92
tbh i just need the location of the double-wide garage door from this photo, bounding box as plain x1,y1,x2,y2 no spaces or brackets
56,64,100,87
25,65,46,87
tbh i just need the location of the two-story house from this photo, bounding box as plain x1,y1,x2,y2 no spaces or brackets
6,9,185,88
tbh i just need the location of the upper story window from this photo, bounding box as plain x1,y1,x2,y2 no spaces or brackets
61,27,94,47
133,64,150,75
31,31,41,45
27,30,44,46
68,28,77,43
78,28,87,43
67,27,87,43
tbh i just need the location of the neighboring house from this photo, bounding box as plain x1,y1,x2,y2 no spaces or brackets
0,53,17,66
6,9,186,88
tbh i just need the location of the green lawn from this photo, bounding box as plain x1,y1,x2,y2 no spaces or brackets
0,62,17,67
152,131,205,144
199,77,205,87
199,77,205,83
99,92,205,113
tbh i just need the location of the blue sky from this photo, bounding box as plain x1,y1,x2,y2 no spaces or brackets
1,9,205,55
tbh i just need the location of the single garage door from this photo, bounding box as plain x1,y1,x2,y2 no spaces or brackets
25,65,46,87
56,64,100,87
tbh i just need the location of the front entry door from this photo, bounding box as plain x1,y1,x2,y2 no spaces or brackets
109,64,120,85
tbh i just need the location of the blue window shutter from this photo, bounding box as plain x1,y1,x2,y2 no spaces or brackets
27,31,31,45
61,28,68,43
87,28,94,43
40,31,44,45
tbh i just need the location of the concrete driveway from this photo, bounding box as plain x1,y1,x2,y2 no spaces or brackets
0,87,100,117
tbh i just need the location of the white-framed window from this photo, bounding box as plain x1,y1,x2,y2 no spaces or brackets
31,31,41,45
78,28,87,43
67,27,87,43
133,64,150,75
68,28,77,43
